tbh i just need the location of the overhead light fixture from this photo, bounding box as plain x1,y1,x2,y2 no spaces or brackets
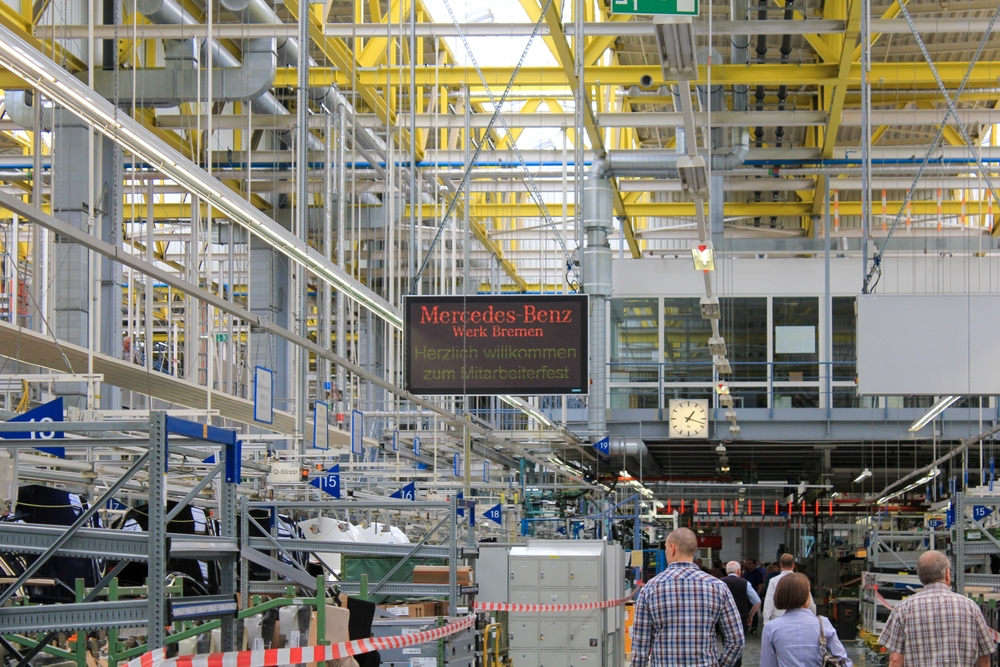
713,355,732,374
653,15,697,80
700,296,720,320
678,155,709,198
708,336,727,356
909,395,960,432
0,22,402,330
854,468,872,483
691,243,715,271
499,395,557,431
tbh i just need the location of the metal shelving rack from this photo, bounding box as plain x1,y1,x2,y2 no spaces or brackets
243,496,480,615
0,411,243,652
952,492,1000,593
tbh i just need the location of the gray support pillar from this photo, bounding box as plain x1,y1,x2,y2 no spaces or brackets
148,412,167,649
51,110,121,409
249,237,291,424
219,446,237,650
583,170,613,441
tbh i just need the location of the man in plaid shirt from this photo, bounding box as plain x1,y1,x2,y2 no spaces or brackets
879,550,996,667
631,528,744,667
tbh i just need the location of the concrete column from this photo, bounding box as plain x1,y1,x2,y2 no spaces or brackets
51,110,121,409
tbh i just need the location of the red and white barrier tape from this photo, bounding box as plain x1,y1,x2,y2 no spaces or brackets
472,586,640,613
127,615,475,667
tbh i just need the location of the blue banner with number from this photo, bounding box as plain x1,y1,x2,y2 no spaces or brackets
309,464,340,498
592,436,610,457
484,504,502,525
973,505,994,522
390,481,416,501
0,397,65,457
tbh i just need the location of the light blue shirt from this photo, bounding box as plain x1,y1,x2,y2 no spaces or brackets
760,608,853,667
746,581,761,605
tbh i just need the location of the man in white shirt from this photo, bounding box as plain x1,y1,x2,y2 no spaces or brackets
762,553,816,624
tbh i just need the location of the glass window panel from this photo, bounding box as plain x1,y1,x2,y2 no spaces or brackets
610,298,660,383
773,388,819,408
832,297,856,381
720,298,768,380
663,298,713,381
610,387,659,409
773,297,819,381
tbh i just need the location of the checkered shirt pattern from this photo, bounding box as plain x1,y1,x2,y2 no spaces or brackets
878,582,996,667
631,561,744,667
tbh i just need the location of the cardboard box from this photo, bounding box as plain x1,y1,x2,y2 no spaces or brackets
408,602,438,617
412,565,473,585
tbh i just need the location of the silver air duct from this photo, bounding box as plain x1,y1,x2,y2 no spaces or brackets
607,436,664,477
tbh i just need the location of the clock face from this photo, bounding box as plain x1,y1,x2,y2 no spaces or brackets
669,399,710,439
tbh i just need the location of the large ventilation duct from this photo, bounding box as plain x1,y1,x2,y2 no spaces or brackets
90,36,277,106
132,0,322,151
220,0,391,181
608,436,664,477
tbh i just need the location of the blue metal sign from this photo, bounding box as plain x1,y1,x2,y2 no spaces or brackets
592,436,610,457
309,465,340,498
973,505,994,522
484,504,502,525
0,397,65,457
390,481,416,501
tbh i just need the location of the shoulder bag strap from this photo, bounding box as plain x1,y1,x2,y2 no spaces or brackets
817,615,828,651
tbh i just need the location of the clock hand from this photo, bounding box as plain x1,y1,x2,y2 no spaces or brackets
689,419,706,426
685,411,696,422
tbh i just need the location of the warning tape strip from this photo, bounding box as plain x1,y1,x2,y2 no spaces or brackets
472,586,640,613
127,615,475,667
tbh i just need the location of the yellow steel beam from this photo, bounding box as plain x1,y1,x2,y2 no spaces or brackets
400,200,995,219
271,62,1000,90
852,0,908,62
772,0,838,63
821,0,862,160
916,101,967,148
357,0,405,68
1,199,988,222
285,0,418,161
582,14,632,66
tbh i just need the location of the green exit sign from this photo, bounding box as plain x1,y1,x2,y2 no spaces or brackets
611,0,698,15
215,333,229,343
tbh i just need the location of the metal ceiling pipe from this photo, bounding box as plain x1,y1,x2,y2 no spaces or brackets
608,436,664,477
730,0,749,114
135,0,321,150
219,0,391,180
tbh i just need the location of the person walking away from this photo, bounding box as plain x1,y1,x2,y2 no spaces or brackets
631,528,745,667
760,573,852,667
879,550,995,667
743,559,765,634
763,553,815,625
721,561,761,666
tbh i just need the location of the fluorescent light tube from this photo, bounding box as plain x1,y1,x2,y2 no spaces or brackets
909,395,960,432
854,468,872,483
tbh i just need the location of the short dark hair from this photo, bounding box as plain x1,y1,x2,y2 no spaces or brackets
779,553,795,569
774,573,811,610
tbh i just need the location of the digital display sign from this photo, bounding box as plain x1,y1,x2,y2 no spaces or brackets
404,295,589,395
